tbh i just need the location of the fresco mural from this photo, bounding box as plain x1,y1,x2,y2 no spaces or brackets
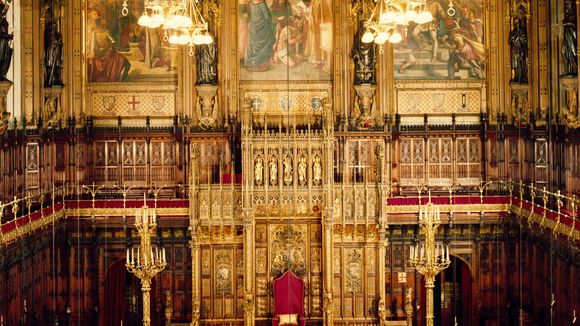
239,0,333,81
394,0,484,80
86,0,178,82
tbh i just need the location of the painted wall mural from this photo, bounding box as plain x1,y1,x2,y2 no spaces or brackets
394,0,484,80
86,0,178,82
239,0,333,81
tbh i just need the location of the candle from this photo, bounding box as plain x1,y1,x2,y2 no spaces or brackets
163,247,166,262
410,245,414,260
137,247,140,265
126,249,129,264
151,248,154,262
446,245,450,261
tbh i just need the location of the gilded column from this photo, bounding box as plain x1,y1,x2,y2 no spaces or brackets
322,212,334,325
189,147,201,326
376,144,389,324
242,208,255,325
241,98,255,325
322,100,334,325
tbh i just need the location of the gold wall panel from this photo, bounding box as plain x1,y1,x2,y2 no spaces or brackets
88,84,176,117
269,224,308,274
395,81,485,115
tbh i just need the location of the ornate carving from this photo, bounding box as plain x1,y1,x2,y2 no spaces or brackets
269,155,278,186
511,87,529,126
256,248,267,274
282,155,293,185
345,248,362,293
352,20,376,85
254,154,264,186
214,250,233,295
561,77,579,128
312,154,322,185
195,85,219,130
0,0,13,82
297,155,307,185
270,224,307,274
352,84,376,129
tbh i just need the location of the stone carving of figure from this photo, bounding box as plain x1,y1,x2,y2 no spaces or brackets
352,20,376,84
298,156,307,185
195,40,218,85
44,8,63,87
312,155,322,184
283,155,292,184
562,3,578,76
254,156,263,185
508,17,528,83
269,156,278,185
0,0,13,81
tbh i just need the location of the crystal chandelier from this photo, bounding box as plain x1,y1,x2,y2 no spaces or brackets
362,0,434,45
130,0,213,53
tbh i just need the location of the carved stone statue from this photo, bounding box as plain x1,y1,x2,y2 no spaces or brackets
195,40,218,85
298,156,307,185
269,156,278,186
283,155,292,185
44,8,63,87
254,156,263,185
352,20,376,85
0,1,13,81
508,17,528,83
561,3,578,76
312,155,322,185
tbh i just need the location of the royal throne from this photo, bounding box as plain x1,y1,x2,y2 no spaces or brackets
272,271,305,326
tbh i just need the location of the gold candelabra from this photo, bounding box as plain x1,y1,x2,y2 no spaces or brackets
126,200,167,326
409,192,450,326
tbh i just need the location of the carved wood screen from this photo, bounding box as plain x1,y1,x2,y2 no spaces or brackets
25,143,39,191
200,244,243,320
535,139,548,187
567,143,580,194
400,137,481,186
333,239,378,322
93,141,119,182
400,138,425,185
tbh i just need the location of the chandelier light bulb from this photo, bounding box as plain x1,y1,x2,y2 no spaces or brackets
168,34,180,44
374,32,389,44
138,14,152,27
362,31,375,43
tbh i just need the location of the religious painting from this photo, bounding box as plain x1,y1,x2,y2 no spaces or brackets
239,0,333,81
394,0,484,80
85,0,178,82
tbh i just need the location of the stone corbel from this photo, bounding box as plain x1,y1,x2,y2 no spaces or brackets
43,86,63,128
510,85,530,127
353,84,376,129
560,77,579,128
0,80,12,134
195,84,219,130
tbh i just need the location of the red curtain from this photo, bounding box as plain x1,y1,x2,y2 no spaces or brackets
105,259,127,326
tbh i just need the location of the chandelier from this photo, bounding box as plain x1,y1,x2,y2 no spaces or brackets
408,193,451,326
125,0,213,53
362,0,434,45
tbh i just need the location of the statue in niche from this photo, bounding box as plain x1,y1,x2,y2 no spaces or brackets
254,156,263,185
508,16,528,83
298,156,307,185
561,2,578,76
0,0,13,81
269,156,278,186
511,91,529,126
352,20,376,85
44,7,63,87
312,155,322,185
195,40,218,85
283,155,292,185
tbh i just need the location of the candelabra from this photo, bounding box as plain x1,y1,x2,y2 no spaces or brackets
408,193,450,326
126,202,167,326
